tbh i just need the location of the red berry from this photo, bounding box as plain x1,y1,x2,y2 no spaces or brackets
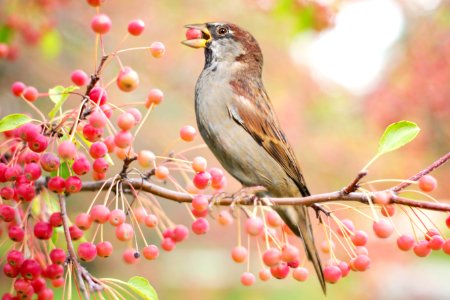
34,221,53,240
397,235,415,251
381,204,396,217
24,162,41,180
48,176,66,193
90,205,110,223
185,28,202,40
116,223,134,241
78,242,97,262
69,225,83,240
413,240,431,257
372,219,394,238
352,254,370,271
270,262,290,279
72,157,91,175
87,0,103,6
351,230,368,246
31,277,46,293
418,175,437,192
123,248,140,264
161,237,176,251
7,250,24,267
428,235,445,250
20,259,41,280
65,176,82,193
323,265,342,283
28,134,48,152
128,19,145,36
89,142,108,158
9,225,25,242
443,239,450,255
96,241,113,258
0,205,16,222
193,171,211,189
91,14,112,34
38,288,54,300
263,248,282,267
3,263,19,278
172,224,189,242
75,213,93,230
49,212,63,227
71,69,89,86
23,86,39,102
11,81,26,96
446,215,450,229
45,263,64,279
50,248,66,265
88,87,107,105
1,186,15,200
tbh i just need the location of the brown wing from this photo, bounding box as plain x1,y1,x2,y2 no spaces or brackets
228,79,310,197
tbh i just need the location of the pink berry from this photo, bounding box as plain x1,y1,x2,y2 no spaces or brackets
11,81,26,96
117,112,136,130
109,209,126,226
192,195,209,212
323,265,342,283
143,245,159,260
381,204,396,217
161,237,176,251
259,269,272,281
128,19,145,36
88,110,107,128
446,215,450,229
93,157,109,173
428,235,445,250
58,141,76,161
185,28,202,40
192,217,209,235
91,14,112,34
88,87,107,105
96,241,113,258
193,171,211,189
90,205,110,224
123,248,140,264
78,242,97,262
373,191,391,205
281,244,300,263
150,41,165,58
413,240,431,257
127,108,142,123
116,223,134,241
292,267,309,281
338,261,351,277
372,219,394,238
173,224,189,242
270,262,290,279
144,214,158,228
418,175,437,192
425,228,439,241
83,124,104,142
180,125,197,142
114,130,133,149
117,67,139,92
240,272,255,286
231,246,248,263
351,230,368,246
245,216,264,236
75,213,92,230
353,254,370,271
263,248,282,267
24,162,41,181
443,238,450,255
89,142,108,158
69,225,83,240
146,88,164,107
71,69,89,86
337,219,355,236
23,86,39,102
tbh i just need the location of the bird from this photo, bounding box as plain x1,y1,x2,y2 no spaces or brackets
182,22,326,293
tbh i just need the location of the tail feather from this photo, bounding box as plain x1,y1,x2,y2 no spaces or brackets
275,206,326,294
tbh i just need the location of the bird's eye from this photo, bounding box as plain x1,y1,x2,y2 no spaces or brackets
217,26,228,35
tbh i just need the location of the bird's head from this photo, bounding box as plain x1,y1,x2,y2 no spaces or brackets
182,22,263,70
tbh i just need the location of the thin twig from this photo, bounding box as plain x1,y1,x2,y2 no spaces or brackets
342,171,368,194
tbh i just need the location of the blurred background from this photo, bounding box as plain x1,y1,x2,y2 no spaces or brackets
0,0,449,299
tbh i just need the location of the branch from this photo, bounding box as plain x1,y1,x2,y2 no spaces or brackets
59,194,103,299
391,151,450,193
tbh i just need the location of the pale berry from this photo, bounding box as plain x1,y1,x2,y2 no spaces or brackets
91,14,112,34
117,67,139,92
245,216,264,236
117,112,136,130
128,19,145,36
114,130,133,148
418,175,437,192
109,209,126,226
373,219,394,238
413,240,431,257
323,265,341,283
293,267,309,281
210,167,225,189
425,228,440,241
146,88,164,107
240,272,256,286
355,246,369,256
104,135,115,153
338,261,351,277
263,248,282,267
96,241,113,258
137,150,155,168
144,214,158,228
192,156,207,172
116,223,134,241
90,205,110,223
71,70,89,86
150,41,165,58
217,210,233,226
259,268,271,281
11,81,26,96
40,152,60,172
127,108,142,123
192,195,209,212
23,86,39,102
88,110,107,128
123,248,140,264
231,246,248,263
58,141,76,161
180,125,196,142
101,104,113,118
155,165,170,180
143,245,159,260
192,217,209,235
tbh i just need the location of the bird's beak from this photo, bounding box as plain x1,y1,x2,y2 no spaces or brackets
182,23,212,49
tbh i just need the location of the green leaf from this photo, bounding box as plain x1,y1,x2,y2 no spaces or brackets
377,121,420,155
48,85,79,118
0,114,33,133
0,25,13,44
39,29,61,59
50,161,72,180
126,276,158,300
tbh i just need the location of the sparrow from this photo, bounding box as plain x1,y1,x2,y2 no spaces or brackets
182,22,326,293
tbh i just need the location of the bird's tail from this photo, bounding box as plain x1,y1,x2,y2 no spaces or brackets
275,206,326,294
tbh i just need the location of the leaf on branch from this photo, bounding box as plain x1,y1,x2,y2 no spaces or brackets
40,29,62,59
126,276,158,300
48,85,79,118
0,114,33,133
377,121,420,155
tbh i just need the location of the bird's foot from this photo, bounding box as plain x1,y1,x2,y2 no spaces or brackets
311,203,330,223
231,186,266,206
